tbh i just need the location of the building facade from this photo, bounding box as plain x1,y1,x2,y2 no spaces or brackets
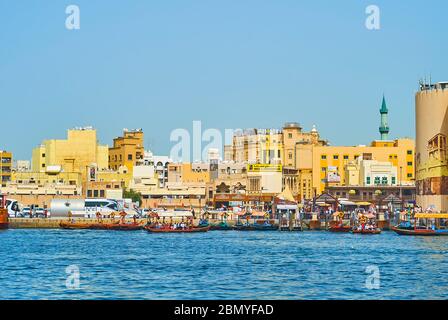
32,127,108,177
312,138,415,195
109,129,144,173
0,151,12,185
415,81,448,211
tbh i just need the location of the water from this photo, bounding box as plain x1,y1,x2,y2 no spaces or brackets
1,228,448,300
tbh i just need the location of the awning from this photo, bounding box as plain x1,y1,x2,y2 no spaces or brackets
356,202,371,206
154,210,193,217
317,203,331,207
415,213,448,219
338,200,356,206
251,211,267,217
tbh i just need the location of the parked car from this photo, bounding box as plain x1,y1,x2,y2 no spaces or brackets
22,207,32,217
35,208,48,218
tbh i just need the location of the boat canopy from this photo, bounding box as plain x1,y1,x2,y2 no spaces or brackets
414,213,448,219
356,201,371,206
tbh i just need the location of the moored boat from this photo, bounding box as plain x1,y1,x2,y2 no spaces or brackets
60,221,103,229
0,195,9,229
392,213,448,236
144,225,210,233
329,225,352,233
391,226,437,236
210,222,233,230
352,228,381,234
233,223,277,231
101,223,143,231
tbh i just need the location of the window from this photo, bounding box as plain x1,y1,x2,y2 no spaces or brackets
128,154,133,160
42,153,45,158
333,155,339,160
42,164,45,168
407,150,413,155
392,177,396,184
407,173,413,178
374,177,380,185
343,155,349,160
321,155,327,160
93,190,99,198
407,161,413,166
100,190,105,198
366,177,371,185
288,133,292,139
321,167,326,172
288,153,293,159
382,177,388,185
87,190,92,198
354,155,360,160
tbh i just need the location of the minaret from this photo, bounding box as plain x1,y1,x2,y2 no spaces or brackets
379,95,389,140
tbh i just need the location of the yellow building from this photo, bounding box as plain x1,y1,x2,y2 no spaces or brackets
32,127,108,178
225,128,284,164
415,81,448,211
312,138,415,195
109,129,144,173
167,163,210,184
0,151,12,185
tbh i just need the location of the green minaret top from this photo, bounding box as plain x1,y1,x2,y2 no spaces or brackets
380,95,388,114
379,95,389,140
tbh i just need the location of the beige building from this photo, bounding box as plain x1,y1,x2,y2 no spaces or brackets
0,151,12,185
345,157,398,187
109,129,144,173
312,138,415,195
415,81,448,211
32,127,108,178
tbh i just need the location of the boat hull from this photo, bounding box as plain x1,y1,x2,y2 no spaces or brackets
233,225,277,231
144,226,210,233
60,222,142,230
0,209,8,229
60,222,101,229
352,229,381,234
391,226,440,236
279,226,302,231
210,224,233,231
329,226,351,233
101,223,142,231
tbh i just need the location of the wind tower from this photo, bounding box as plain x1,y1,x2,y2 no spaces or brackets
379,95,389,140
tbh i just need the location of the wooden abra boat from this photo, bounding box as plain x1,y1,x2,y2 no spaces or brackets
144,225,210,233
60,221,142,231
101,223,142,231
391,226,437,236
210,222,233,230
233,223,277,231
352,228,381,234
392,213,448,236
0,195,9,229
60,221,102,229
329,225,352,233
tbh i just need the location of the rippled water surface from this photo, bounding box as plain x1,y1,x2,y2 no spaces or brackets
1,229,448,299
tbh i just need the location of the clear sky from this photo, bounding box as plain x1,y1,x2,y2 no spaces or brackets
1,0,447,160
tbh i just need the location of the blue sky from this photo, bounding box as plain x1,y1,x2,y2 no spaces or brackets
1,0,447,160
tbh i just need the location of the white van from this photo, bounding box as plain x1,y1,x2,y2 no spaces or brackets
5,199,22,217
